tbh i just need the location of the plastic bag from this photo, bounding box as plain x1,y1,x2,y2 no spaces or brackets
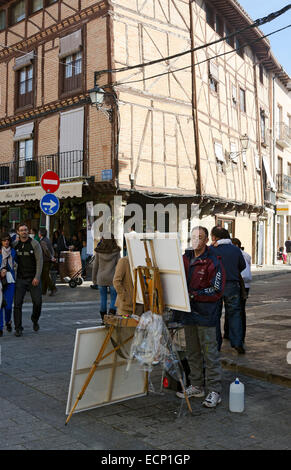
127,311,185,384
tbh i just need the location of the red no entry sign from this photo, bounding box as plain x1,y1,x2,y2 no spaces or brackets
41,170,60,193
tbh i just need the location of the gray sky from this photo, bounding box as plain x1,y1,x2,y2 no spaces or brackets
238,0,291,75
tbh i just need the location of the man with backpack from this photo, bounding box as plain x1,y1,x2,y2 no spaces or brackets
177,226,225,408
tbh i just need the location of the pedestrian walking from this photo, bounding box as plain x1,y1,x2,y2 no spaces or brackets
39,228,57,296
210,226,246,354
13,223,43,337
230,238,252,343
285,237,291,265
94,234,120,322
177,226,225,408
0,233,16,337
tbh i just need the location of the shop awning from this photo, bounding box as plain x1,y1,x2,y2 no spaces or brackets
0,181,83,204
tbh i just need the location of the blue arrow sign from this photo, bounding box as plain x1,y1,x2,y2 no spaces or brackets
40,193,60,216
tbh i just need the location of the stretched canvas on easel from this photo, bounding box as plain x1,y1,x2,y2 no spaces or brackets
66,326,147,415
125,232,191,313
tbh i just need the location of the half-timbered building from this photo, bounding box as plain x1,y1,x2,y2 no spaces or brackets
0,0,290,263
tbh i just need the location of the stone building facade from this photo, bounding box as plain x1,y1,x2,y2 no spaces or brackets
0,0,289,262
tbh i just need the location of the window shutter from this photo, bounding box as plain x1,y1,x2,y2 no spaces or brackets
13,122,34,141
214,142,224,162
209,62,219,81
59,30,82,59
13,51,34,71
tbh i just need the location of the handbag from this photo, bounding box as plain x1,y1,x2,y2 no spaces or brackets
1,274,8,290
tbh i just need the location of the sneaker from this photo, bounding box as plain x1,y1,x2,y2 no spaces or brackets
176,385,205,399
202,391,222,408
33,322,40,332
15,329,23,337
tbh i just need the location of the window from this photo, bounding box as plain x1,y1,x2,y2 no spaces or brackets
10,0,26,25
18,139,34,178
17,65,34,108
236,38,244,58
209,62,218,93
46,0,58,5
259,64,264,85
231,84,237,106
210,76,218,93
225,24,234,47
0,10,5,31
255,152,260,171
216,15,224,37
239,88,246,113
30,0,43,14
206,4,215,29
214,142,224,162
216,217,235,238
62,51,82,93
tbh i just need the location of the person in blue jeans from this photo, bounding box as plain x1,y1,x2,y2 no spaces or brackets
210,226,246,354
0,233,16,337
93,234,121,323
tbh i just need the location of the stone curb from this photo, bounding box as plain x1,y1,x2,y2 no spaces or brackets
252,270,291,281
221,359,291,389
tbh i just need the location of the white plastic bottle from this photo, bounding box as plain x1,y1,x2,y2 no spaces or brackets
229,377,245,412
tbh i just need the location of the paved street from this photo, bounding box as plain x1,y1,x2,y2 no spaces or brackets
0,270,290,450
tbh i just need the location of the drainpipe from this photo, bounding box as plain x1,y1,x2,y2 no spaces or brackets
272,73,277,265
189,1,202,198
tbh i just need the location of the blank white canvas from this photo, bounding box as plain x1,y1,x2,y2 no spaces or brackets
66,326,147,415
125,233,190,312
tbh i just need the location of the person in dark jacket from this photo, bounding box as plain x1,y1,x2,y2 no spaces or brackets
13,223,43,337
39,228,57,296
177,226,225,408
56,230,69,255
210,226,246,354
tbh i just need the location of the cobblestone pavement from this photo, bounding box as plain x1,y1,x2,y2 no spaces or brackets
0,271,290,450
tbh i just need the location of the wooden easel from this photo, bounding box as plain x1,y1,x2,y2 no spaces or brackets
65,238,191,425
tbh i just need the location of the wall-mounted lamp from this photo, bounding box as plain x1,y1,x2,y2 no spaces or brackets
88,85,114,122
227,134,249,160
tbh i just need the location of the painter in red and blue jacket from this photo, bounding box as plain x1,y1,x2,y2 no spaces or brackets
181,246,225,327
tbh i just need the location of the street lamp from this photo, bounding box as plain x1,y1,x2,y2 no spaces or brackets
89,85,106,107
88,85,114,122
227,134,249,160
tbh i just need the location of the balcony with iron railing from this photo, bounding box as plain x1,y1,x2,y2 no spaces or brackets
0,150,88,187
277,174,291,196
276,122,291,148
